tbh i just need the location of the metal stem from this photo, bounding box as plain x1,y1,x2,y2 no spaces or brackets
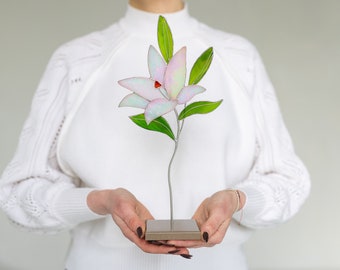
167,109,182,229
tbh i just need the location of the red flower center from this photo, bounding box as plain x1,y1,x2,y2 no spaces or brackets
154,81,162,88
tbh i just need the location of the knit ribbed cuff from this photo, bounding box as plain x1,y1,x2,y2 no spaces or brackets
233,186,267,224
52,188,103,226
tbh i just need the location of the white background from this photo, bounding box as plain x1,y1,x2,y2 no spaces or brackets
0,0,339,269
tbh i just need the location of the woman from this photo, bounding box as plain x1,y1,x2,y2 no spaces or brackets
0,0,310,269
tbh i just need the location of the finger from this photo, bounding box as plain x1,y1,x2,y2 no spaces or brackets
207,218,231,245
201,216,232,245
168,239,207,248
199,209,230,244
112,214,175,253
112,211,141,241
130,230,190,254
169,219,231,248
148,240,176,247
112,206,191,254
115,202,153,238
139,240,190,255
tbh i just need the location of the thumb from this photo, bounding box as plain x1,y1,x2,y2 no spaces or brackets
127,201,154,238
199,210,229,243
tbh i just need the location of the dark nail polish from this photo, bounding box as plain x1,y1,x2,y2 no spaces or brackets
161,242,176,247
137,227,143,238
168,249,180,254
203,232,209,243
148,240,162,246
180,254,193,259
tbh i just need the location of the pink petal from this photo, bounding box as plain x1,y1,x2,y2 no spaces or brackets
119,93,149,109
176,85,206,104
164,47,186,99
144,98,177,124
148,45,166,85
118,77,164,101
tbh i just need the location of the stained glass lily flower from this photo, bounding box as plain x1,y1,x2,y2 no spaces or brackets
118,16,223,228
118,45,206,124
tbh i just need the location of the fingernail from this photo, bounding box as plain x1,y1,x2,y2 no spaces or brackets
180,254,193,259
203,232,209,243
161,241,176,247
136,227,143,238
148,240,162,246
168,249,180,254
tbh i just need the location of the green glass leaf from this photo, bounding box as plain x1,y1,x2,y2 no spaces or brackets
157,16,173,63
189,47,214,85
129,113,175,140
178,100,223,120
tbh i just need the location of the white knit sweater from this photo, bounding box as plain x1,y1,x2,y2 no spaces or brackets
0,4,310,270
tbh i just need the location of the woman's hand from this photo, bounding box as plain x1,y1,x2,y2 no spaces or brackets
87,188,190,256
169,189,245,248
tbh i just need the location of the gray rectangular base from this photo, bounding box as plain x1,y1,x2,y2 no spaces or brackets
145,219,201,241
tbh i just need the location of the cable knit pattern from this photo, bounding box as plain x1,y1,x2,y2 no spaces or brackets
0,26,120,231
0,5,309,237
201,30,310,227
233,41,310,227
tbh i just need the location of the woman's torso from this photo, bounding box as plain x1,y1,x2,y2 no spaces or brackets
57,6,255,269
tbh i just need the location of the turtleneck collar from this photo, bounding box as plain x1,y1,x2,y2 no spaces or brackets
118,3,198,38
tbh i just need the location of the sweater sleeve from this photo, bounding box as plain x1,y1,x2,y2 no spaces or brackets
233,43,311,228
0,47,101,233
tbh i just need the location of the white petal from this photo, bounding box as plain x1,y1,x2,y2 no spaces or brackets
164,47,186,99
145,98,177,124
177,85,206,104
119,93,149,109
118,77,164,101
148,45,166,85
